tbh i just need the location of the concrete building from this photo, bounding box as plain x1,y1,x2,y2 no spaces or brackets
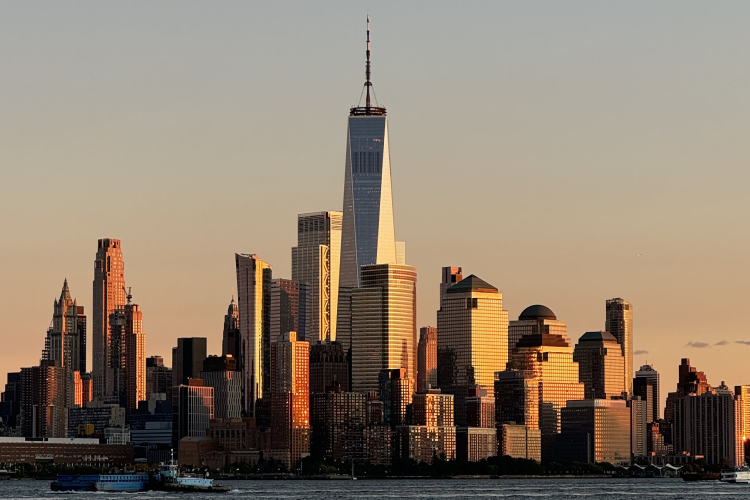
630,396,648,457
311,390,367,461
573,331,625,400
417,326,437,393
309,341,349,393
351,264,417,393
605,298,633,396
437,275,508,426
379,369,414,428
412,390,453,427
508,305,567,356
465,387,495,429
20,361,67,438
395,426,456,462
173,380,214,450
235,253,272,416
200,355,241,419
456,427,497,462
292,211,342,342
92,238,127,398
559,399,631,466
498,423,542,461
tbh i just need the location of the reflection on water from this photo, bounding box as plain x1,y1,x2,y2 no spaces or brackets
0,478,745,499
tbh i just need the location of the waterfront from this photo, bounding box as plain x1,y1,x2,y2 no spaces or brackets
0,478,746,499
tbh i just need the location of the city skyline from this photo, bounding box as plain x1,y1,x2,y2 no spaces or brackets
3,2,750,413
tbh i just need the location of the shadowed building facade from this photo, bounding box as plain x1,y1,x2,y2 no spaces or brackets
417,326,437,393
605,298,633,396
635,364,660,422
437,275,508,426
573,331,625,400
508,305,568,356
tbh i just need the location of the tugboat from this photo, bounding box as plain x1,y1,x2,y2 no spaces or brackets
51,452,229,493
721,466,750,483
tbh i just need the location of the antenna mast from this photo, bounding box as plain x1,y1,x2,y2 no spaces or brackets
365,15,371,110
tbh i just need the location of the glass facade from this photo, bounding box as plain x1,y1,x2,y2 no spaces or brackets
606,298,633,395
560,399,631,466
573,331,625,400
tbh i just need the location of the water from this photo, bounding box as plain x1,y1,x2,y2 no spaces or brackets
0,478,743,499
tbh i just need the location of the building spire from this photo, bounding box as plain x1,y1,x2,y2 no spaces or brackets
365,14,371,109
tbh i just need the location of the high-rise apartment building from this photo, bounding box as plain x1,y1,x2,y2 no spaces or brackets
270,332,310,469
92,238,126,398
417,326,437,393
309,341,349,394
337,20,399,348
0,373,21,430
171,338,207,387
173,379,214,449
636,364,660,421
378,368,414,428
395,390,456,462
437,275,508,426
465,387,495,429
200,355,241,420
235,253,272,416
311,389,366,461
292,211,342,342
20,361,67,438
605,298,633,396
664,358,711,424
146,356,172,401
573,331,625,400
222,297,241,360
351,264,417,392
629,396,648,457
508,305,568,356
124,296,146,411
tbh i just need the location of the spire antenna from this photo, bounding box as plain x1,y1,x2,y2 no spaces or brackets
365,14,371,109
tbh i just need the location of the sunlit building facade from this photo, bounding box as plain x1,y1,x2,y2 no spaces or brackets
417,326,437,393
559,399,631,466
235,253,272,416
606,298,633,396
92,238,126,398
351,264,417,393
508,305,567,355
292,211,342,342
573,331,625,400
437,275,508,426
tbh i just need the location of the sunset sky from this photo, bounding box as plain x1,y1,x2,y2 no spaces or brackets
2,1,750,409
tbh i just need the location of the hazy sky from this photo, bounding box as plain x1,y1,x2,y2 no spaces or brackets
2,1,749,409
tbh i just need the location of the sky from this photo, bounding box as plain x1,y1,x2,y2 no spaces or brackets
1,1,750,411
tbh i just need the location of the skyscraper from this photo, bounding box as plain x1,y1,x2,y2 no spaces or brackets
350,264,417,393
635,364,660,421
171,338,207,387
92,238,126,398
124,294,146,411
417,326,437,393
292,211,342,342
222,297,241,360
270,279,306,342
235,253,272,416
309,341,349,394
20,361,67,438
200,355,241,420
573,331,626,400
605,298,633,396
338,18,399,346
437,275,509,426
508,305,568,355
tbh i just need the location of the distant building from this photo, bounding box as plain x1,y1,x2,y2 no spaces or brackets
311,390,366,461
498,423,541,461
465,387,495,429
200,355,241,420
146,356,172,401
632,377,656,425
378,369,414,428
412,390,453,427
0,436,132,466
351,264,417,393
558,399,631,466
630,397,648,457
437,275,509,426
172,338,207,387
0,372,21,430
636,364,660,421
222,297,241,360
309,341,349,394
20,361,67,438
456,427,497,462
508,304,567,356
270,278,307,342
395,390,456,462
68,400,125,437
173,379,214,450
417,326,437,393
573,331,625,400
605,298,633,395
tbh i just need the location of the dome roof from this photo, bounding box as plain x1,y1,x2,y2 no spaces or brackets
518,304,556,321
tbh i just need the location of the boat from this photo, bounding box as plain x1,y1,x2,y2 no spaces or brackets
51,452,229,493
682,471,720,481
721,467,750,483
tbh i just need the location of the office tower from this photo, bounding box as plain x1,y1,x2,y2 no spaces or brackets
146,356,172,401
19,361,67,438
351,264,417,393
636,364,660,421
378,368,414,428
508,305,568,356
417,326,437,393
171,338,207,387
200,355,241,419
0,373,21,430
558,399,631,466
605,298,633,395
504,326,584,455
664,358,711,424
337,19,399,347
92,238,126,398
498,424,542,461
309,341,349,394
270,332,310,469
672,381,744,466
632,377,655,426
41,279,87,408
395,390,456,462
124,295,146,411
440,267,463,300
222,297,241,359
437,275,509,426
292,211,342,342
465,387,495,428
270,278,306,341
235,253,272,416
311,389,367,461
173,379,214,446
573,331,626,400
629,396,648,457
